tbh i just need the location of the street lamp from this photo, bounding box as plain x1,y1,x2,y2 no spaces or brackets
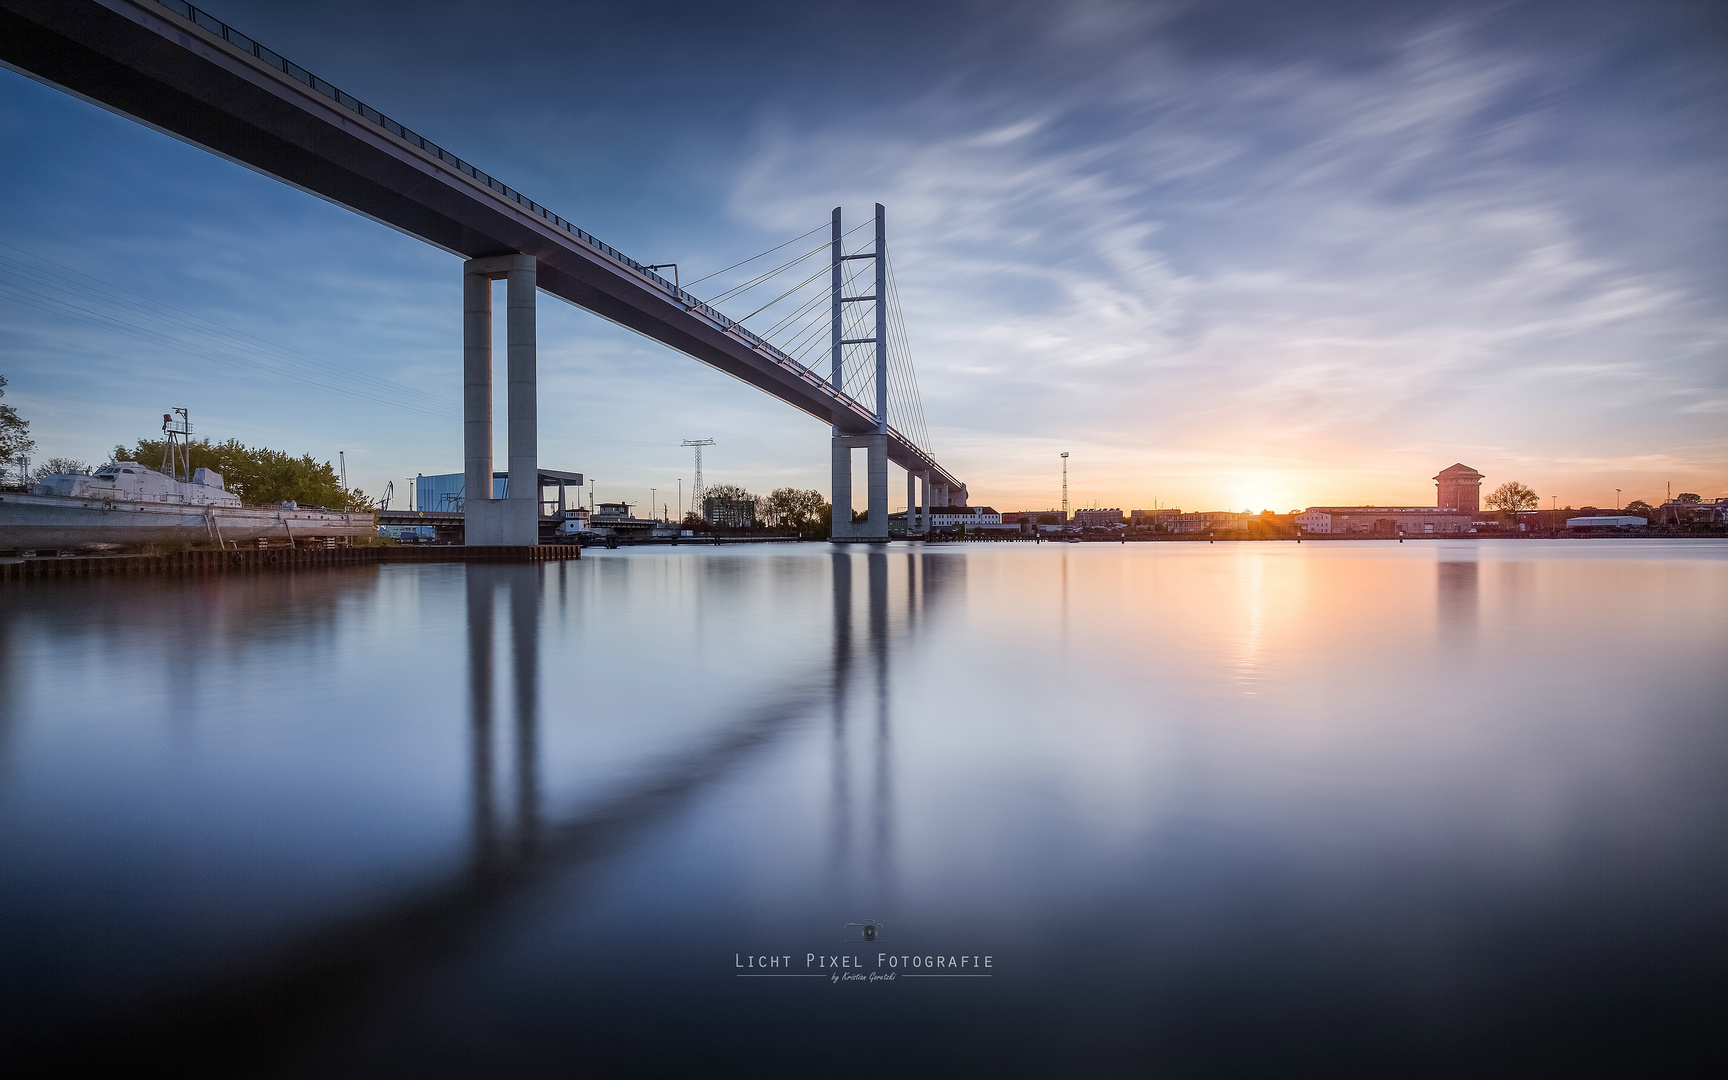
644,263,679,291
1615,487,1621,512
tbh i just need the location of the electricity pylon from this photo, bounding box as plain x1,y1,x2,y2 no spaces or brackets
682,438,714,518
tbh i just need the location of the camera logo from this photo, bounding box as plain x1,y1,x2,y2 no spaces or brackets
843,921,884,943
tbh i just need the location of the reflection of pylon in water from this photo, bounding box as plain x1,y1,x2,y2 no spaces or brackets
682,438,714,515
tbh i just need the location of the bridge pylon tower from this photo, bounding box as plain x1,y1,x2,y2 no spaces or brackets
829,204,891,543
462,254,538,545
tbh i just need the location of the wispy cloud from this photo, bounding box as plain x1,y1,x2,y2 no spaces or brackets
726,7,1728,505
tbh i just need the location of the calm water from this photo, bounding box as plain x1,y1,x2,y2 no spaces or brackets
2,541,1725,1076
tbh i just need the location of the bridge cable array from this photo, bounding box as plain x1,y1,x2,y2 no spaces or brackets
687,216,935,461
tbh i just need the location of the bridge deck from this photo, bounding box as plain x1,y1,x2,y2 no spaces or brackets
0,0,963,493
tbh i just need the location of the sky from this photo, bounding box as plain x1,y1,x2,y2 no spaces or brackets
2,0,1725,514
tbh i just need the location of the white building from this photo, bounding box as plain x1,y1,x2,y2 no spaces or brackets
1566,515,1647,529
930,506,1001,527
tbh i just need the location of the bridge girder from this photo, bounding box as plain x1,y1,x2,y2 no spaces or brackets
0,0,964,497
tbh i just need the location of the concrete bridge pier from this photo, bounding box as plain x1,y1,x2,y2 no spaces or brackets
463,254,538,546
830,434,888,542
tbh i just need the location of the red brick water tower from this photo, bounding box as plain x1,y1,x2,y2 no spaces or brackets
1435,463,1484,512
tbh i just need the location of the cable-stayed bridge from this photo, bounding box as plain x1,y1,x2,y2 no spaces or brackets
0,0,964,543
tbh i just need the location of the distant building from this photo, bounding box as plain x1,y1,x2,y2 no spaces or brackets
1072,508,1125,528
1169,511,1250,533
931,506,1002,527
704,494,757,528
415,468,583,516
1297,507,1475,536
1566,515,1647,529
1131,508,1181,527
588,502,657,539
416,471,507,513
1657,497,1728,525
996,510,1064,534
1435,463,1484,512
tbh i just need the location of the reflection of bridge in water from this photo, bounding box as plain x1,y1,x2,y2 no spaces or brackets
43,551,957,1074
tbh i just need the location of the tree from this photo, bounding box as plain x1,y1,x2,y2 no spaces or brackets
31,457,90,481
1624,499,1654,516
0,375,35,482
1676,493,1701,504
766,487,829,535
1485,480,1539,518
109,435,373,510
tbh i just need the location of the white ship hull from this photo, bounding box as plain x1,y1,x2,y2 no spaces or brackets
0,492,373,549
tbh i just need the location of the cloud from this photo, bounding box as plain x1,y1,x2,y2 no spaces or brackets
720,6,1728,506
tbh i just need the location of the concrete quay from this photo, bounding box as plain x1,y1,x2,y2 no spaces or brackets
0,544,579,583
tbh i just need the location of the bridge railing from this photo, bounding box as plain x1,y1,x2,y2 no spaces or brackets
154,0,937,463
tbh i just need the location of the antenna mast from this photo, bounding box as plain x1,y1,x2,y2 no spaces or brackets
1060,451,1070,517
161,408,193,482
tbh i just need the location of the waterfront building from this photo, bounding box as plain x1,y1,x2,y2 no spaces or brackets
704,494,757,529
1435,463,1484,512
1565,515,1647,529
997,510,1064,534
1072,508,1125,528
587,502,653,537
1296,507,1475,535
892,506,1014,535
931,506,1002,527
1131,508,1181,527
417,471,507,513
1169,511,1251,533
1656,497,1728,525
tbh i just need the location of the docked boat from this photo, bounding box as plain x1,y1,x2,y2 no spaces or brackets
0,413,372,551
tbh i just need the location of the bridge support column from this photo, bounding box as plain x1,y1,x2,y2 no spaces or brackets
906,470,917,537
920,469,931,534
462,254,538,546
830,434,888,543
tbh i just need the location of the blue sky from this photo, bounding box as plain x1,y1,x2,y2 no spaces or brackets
2,0,1724,512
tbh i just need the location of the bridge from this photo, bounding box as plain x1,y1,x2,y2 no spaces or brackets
0,0,967,543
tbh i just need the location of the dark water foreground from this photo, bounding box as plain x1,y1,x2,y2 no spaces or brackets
1,541,1724,1077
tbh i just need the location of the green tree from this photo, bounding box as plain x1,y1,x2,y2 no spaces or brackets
1485,480,1539,518
110,436,373,510
0,375,35,481
31,457,91,481
766,487,829,535
1624,499,1654,516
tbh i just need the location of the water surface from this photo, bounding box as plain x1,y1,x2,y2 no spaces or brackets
2,541,1724,1075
